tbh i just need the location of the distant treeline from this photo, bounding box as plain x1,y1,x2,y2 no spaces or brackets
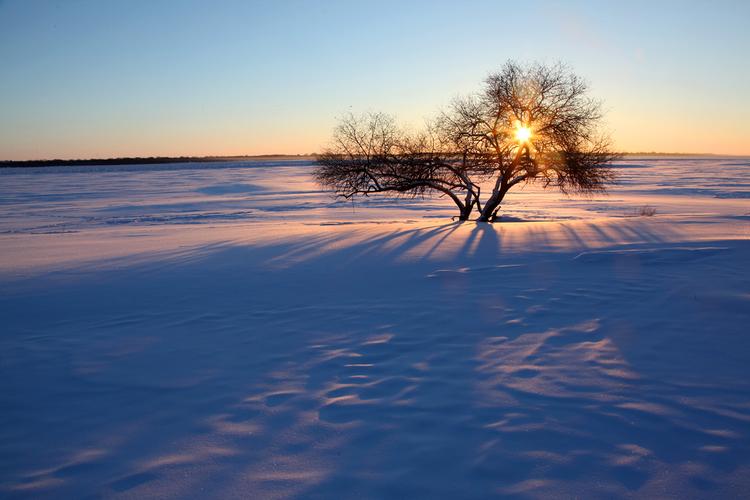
1,152,743,169
0,154,316,168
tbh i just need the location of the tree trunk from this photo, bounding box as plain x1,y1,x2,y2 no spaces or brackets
477,145,526,222
477,189,505,222
458,203,474,221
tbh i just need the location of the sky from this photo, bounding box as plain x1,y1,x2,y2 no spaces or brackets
1,0,749,160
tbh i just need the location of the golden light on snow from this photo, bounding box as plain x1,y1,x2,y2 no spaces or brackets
515,124,532,143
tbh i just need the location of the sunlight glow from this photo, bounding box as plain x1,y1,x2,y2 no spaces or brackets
515,124,532,143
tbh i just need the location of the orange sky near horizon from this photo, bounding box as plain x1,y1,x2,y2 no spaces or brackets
1,1,748,161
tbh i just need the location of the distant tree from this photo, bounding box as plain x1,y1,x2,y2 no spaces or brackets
315,61,619,222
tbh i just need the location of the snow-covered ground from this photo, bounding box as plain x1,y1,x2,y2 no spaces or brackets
1,157,749,498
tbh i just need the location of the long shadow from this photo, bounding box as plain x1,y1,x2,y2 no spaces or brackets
2,221,749,498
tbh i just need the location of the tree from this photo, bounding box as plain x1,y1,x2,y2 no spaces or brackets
315,62,619,222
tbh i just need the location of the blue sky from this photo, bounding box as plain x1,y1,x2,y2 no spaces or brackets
1,0,748,159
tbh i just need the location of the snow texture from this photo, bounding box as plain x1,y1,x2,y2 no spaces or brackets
1,157,749,498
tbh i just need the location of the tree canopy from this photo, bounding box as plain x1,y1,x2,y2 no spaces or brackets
315,61,619,222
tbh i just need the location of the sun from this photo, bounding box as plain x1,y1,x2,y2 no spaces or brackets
515,124,532,143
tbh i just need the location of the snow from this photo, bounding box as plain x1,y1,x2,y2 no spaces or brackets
1,157,749,498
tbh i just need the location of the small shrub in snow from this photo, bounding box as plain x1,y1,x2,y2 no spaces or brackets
637,206,657,217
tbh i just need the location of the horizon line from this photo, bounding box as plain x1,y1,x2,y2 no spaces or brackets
2,151,750,165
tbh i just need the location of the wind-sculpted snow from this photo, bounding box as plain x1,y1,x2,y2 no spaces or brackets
0,157,749,498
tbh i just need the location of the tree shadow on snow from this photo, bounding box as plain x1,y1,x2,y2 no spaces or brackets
1,221,749,498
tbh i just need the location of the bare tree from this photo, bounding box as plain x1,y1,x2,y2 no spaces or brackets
315,62,619,222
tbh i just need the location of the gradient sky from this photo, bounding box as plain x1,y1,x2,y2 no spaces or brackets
1,0,749,160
